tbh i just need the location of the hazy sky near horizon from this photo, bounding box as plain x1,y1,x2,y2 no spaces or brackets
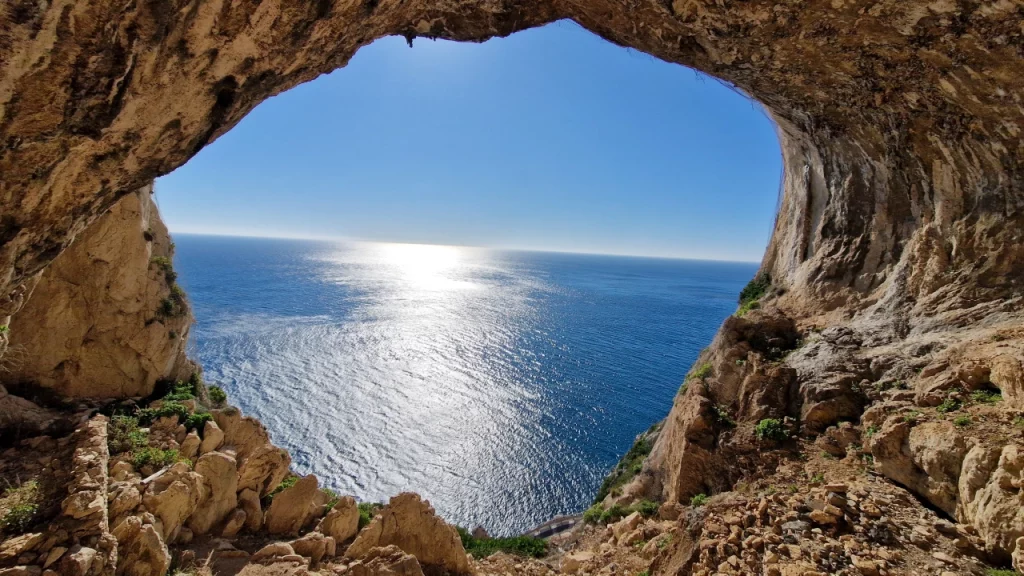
155,22,781,262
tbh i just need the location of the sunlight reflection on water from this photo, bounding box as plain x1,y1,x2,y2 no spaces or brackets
176,236,753,534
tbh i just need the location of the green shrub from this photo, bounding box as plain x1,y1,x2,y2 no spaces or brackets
456,526,547,558
864,425,879,438
633,499,659,518
1,504,38,533
593,432,654,504
0,481,40,533
322,488,339,511
137,401,190,425
108,415,148,454
688,363,712,381
985,569,1018,576
358,502,383,528
690,493,708,507
0,325,8,335
738,274,771,307
268,476,298,502
150,256,176,283
713,405,735,427
937,396,961,413
164,380,196,402
583,503,604,524
954,415,972,428
183,412,212,433
132,448,182,469
902,410,922,424
208,386,227,406
598,504,629,524
754,418,787,441
736,299,761,317
971,389,1002,404
1014,416,1024,428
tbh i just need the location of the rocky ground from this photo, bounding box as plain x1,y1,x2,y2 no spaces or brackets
0,348,1021,576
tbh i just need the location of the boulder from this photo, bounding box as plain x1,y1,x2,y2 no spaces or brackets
560,551,595,574
868,418,967,516
349,546,425,576
222,508,248,537
265,475,319,535
200,420,225,454
346,493,470,575
317,497,359,543
214,409,290,496
187,451,239,535
141,462,203,541
180,431,201,460
111,515,171,576
252,542,297,563
239,488,264,532
290,532,335,565
957,444,1024,561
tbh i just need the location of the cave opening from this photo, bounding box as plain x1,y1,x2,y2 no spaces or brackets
142,22,782,535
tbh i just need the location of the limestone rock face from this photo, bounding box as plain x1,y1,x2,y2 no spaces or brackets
1,186,192,398
265,475,319,536
346,493,470,576
317,497,360,544
214,409,291,497
348,546,425,576
141,461,203,541
867,419,967,517
111,515,170,576
187,451,240,535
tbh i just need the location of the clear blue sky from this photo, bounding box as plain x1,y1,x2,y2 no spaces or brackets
155,21,781,262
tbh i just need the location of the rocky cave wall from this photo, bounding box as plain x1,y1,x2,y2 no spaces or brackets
1,185,193,398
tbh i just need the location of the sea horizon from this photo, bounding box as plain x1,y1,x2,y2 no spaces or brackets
167,230,764,265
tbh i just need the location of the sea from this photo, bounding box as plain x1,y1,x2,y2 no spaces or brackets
172,235,757,535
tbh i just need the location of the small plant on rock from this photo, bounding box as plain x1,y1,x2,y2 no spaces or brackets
937,396,961,413
321,488,340,511
633,499,659,518
0,481,40,533
583,503,604,524
902,410,922,424
183,412,212,433
108,415,148,454
689,363,712,381
864,425,879,438
754,418,788,442
358,501,383,528
713,405,735,428
971,389,1002,404
208,386,227,406
131,447,182,469
954,415,972,428
690,493,708,507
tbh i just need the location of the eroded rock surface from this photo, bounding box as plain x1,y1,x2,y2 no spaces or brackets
346,493,471,575
1,186,192,398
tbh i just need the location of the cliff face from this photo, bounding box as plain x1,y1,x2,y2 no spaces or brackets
1,185,193,398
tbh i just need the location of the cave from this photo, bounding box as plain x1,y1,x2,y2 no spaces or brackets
1,0,1024,574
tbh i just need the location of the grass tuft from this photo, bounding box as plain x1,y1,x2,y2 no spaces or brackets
754,418,787,441
457,527,547,558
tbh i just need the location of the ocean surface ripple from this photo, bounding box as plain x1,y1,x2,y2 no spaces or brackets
174,235,756,535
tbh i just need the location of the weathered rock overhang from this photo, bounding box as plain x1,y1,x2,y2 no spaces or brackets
1,0,1021,329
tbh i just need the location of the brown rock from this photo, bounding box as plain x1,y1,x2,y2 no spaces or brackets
290,532,335,565
265,475,319,535
346,493,470,575
1,187,192,398
222,508,248,537
111,516,171,576
200,420,225,454
317,496,359,543
239,488,264,532
349,546,425,576
187,451,239,535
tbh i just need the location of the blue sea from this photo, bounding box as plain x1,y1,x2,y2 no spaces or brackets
173,235,757,535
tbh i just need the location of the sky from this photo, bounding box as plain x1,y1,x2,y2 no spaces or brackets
155,21,782,262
